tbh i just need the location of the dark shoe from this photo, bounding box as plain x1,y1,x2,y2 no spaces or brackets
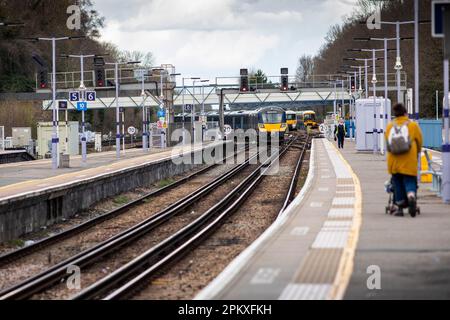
394,209,404,217
408,195,417,218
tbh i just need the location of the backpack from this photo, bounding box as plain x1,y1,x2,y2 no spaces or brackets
387,120,411,155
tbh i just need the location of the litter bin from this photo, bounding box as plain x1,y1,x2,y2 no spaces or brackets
59,153,70,168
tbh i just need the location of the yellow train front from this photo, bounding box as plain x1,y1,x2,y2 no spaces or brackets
300,110,318,129
257,106,287,140
286,111,298,131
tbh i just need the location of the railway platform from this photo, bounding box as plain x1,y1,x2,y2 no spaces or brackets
197,138,450,300
0,142,225,242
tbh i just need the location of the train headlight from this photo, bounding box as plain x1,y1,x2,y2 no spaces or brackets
281,123,287,128
258,124,265,129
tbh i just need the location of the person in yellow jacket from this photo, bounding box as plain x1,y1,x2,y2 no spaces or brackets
385,103,423,217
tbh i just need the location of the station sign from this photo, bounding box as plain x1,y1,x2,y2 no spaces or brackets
86,91,96,102
76,101,88,112
157,109,166,118
69,91,80,102
184,104,193,113
58,100,68,110
433,1,450,38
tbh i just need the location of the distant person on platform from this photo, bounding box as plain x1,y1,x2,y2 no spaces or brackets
386,103,423,217
334,119,347,149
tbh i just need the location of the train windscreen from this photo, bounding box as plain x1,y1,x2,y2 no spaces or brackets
261,112,283,124
287,114,296,120
304,113,316,121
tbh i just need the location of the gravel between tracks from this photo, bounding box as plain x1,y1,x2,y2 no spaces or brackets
0,164,237,291
30,164,260,300
130,145,310,300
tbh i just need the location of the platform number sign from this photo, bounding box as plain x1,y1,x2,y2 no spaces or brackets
86,91,96,102
69,91,80,102
58,101,68,110
76,101,88,112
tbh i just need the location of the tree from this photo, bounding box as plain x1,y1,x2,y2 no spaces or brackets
119,50,155,68
296,55,315,82
249,69,268,84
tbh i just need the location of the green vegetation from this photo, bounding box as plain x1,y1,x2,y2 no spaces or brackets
113,195,130,206
8,239,25,248
158,178,175,188
297,0,443,118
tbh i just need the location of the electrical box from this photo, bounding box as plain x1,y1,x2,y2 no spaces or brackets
37,122,80,158
12,127,32,147
355,97,391,151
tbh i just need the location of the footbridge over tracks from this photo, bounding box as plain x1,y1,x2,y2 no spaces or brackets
40,71,408,111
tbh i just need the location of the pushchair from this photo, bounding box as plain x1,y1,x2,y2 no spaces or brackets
385,177,421,217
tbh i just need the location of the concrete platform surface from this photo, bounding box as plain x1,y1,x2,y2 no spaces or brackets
0,143,211,201
196,138,450,300
341,141,450,300
197,138,361,300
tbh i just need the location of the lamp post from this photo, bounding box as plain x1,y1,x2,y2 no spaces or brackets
374,6,431,118
182,77,200,145
105,61,140,159
344,57,380,99
193,79,209,143
138,68,149,152
152,69,180,148
27,36,84,169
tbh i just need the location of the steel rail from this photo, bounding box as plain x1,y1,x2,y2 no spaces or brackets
73,139,298,300
0,147,258,300
278,134,311,216
0,144,249,267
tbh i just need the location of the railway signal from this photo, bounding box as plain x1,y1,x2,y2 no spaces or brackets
38,68,49,89
240,69,249,92
94,56,106,88
281,68,289,92
95,68,106,87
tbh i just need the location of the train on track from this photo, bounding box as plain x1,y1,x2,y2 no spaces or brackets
297,110,318,129
175,106,288,140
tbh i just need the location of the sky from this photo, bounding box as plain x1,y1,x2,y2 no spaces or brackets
95,0,360,83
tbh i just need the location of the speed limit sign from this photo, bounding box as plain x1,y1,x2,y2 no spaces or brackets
224,125,233,136
127,126,136,135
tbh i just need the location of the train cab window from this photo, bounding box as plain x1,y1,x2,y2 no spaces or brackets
262,112,283,124
287,114,296,120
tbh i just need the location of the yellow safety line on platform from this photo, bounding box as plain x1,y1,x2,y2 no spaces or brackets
328,143,363,300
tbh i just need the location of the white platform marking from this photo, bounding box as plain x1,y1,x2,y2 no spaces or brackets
318,187,330,192
332,197,355,206
328,208,354,219
250,268,281,285
310,202,323,208
290,227,310,236
279,284,331,300
312,230,349,249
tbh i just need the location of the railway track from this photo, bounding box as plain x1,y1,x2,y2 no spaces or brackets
0,134,311,300
0,143,262,300
0,142,255,269
74,136,309,300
